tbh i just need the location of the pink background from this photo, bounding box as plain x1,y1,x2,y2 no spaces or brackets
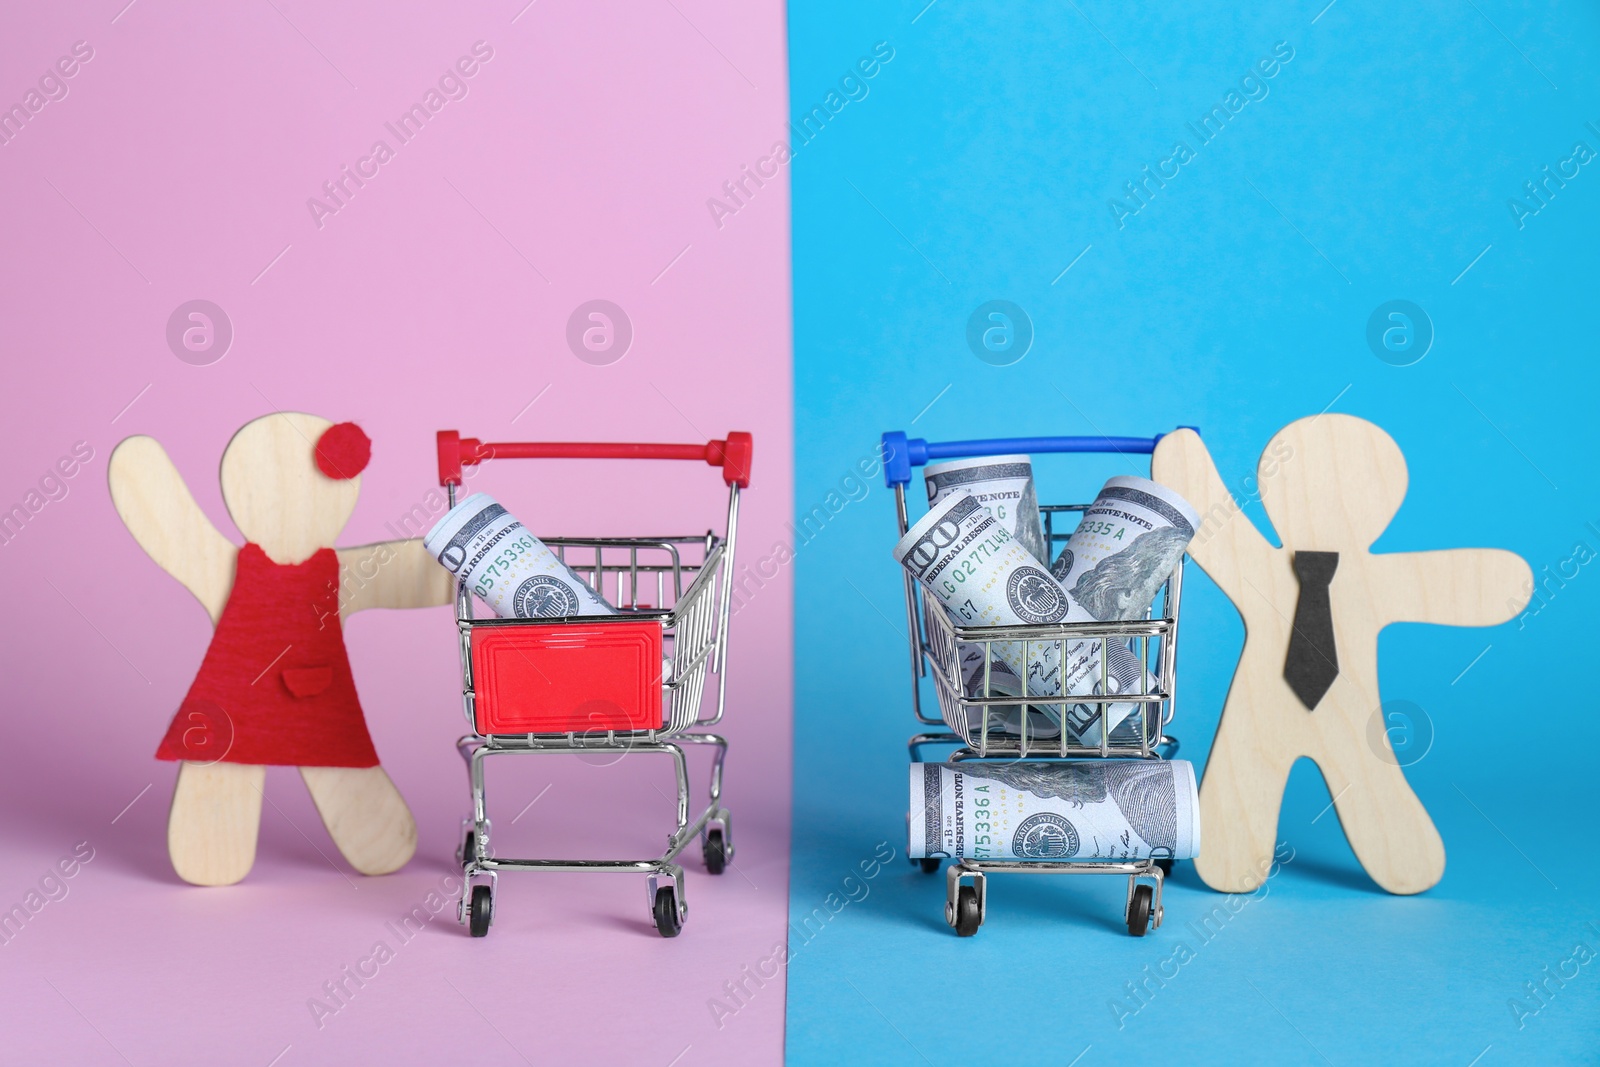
0,2,792,1064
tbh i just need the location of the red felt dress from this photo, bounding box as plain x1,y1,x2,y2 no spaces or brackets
155,543,380,767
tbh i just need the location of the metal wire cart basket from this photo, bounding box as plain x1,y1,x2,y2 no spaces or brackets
883,429,1188,937
435,430,751,938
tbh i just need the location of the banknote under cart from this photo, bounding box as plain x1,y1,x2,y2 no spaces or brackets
436,430,751,938
884,429,1188,937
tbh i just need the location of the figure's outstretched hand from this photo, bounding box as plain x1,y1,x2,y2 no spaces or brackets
109,435,236,624
1151,429,1275,594
336,539,456,618
1371,548,1533,629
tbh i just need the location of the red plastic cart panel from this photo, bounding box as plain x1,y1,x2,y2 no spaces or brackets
470,621,664,734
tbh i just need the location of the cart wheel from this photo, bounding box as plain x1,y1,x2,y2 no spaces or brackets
918,858,942,874
1155,858,1174,877
460,830,476,867
653,886,684,938
468,885,493,938
703,829,728,875
951,886,982,937
1127,884,1153,937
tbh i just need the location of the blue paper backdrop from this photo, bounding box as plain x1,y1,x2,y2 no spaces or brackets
786,2,1600,1063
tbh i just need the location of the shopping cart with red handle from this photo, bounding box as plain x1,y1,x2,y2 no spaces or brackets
436,429,752,938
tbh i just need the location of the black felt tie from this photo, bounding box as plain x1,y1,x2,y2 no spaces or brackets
1284,550,1339,710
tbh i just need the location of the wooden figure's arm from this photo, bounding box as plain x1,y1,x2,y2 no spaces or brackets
108,435,236,625
1371,548,1532,628
337,539,455,617
1151,428,1275,591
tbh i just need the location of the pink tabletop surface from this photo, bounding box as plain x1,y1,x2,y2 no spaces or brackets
0,1,792,1063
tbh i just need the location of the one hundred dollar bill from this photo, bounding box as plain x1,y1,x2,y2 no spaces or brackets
424,493,614,619
895,491,1086,691
896,492,1149,742
925,454,1048,567
926,455,1049,735
1051,475,1198,621
1047,476,1196,743
908,759,1199,861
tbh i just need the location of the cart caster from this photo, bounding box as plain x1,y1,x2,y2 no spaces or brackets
918,857,942,874
653,885,685,938
468,884,493,938
459,829,477,867
1127,883,1154,937
703,829,729,875
948,886,982,937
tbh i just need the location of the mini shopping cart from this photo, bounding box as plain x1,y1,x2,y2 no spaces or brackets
435,429,751,938
883,429,1189,938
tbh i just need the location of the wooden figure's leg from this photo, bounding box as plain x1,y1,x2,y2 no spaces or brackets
299,765,417,876
1316,720,1446,895
168,761,266,886
1193,697,1298,893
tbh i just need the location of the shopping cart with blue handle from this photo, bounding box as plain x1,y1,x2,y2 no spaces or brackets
884,428,1191,936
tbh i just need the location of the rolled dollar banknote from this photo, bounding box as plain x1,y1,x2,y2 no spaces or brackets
1051,475,1199,620
1059,641,1158,746
925,454,1048,566
896,492,1146,740
954,630,1155,743
908,759,1200,861
959,623,1156,747
953,647,1052,739
894,492,1085,693
425,493,614,619
1050,476,1197,743
927,455,1048,732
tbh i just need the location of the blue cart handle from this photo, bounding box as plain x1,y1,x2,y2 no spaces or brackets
880,428,1198,487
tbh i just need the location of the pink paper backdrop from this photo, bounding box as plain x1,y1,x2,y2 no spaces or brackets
0,2,792,1063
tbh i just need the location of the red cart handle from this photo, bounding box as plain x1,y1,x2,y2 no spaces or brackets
437,430,753,489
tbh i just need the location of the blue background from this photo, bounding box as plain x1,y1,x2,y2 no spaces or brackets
787,2,1600,1063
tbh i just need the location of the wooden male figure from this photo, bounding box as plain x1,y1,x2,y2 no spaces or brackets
1152,415,1531,894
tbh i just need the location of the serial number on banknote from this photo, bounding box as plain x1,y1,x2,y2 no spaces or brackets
1074,520,1125,539
471,533,538,599
937,527,1014,612
972,787,997,858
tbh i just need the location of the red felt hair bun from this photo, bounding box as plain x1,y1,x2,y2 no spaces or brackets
315,422,371,479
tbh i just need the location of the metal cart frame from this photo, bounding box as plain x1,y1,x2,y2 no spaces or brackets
883,429,1191,937
435,430,751,938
